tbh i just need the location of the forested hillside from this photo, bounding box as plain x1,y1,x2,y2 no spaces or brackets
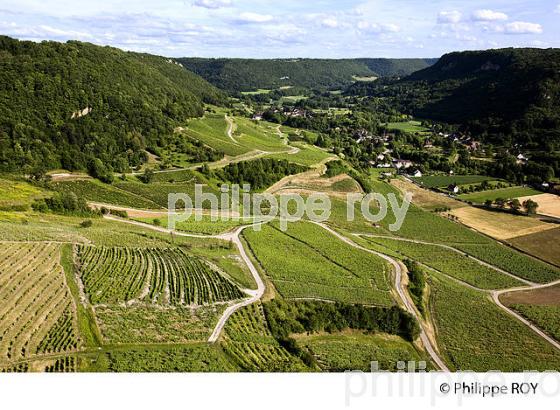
0,36,225,174
348,48,560,149
177,58,436,93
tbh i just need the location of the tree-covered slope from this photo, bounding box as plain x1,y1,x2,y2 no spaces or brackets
348,48,560,148
177,58,436,93
0,36,225,173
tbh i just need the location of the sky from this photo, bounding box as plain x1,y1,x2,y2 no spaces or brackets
0,0,559,58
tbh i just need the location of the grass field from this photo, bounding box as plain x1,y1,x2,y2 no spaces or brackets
0,177,47,210
132,215,243,235
509,228,560,267
295,331,426,372
243,222,393,305
390,178,465,211
413,175,497,189
95,304,225,344
458,186,541,203
100,344,238,372
385,121,429,134
240,89,271,95
267,142,334,166
428,271,560,371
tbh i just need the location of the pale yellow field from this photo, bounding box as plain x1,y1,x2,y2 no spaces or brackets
450,206,558,240
517,193,560,219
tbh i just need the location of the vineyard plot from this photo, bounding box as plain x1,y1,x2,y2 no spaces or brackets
0,242,79,365
221,304,308,371
76,245,246,306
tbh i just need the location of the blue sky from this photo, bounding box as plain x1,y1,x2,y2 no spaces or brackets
0,0,558,58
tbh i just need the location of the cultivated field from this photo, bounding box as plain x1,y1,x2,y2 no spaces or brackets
517,193,560,219
294,331,426,372
509,228,560,267
77,245,246,306
413,175,497,189
459,186,541,203
428,271,560,371
243,222,393,305
391,178,465,210
362,237,521,289
222,303,308,371
449,206,557,240
95,304,225,344
0,242,79,368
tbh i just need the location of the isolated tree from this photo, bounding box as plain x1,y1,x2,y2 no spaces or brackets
508,198,521,212
494,197,507,209
484,199,493,208
523,199,539,215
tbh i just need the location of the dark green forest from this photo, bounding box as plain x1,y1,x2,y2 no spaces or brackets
347,48,560,150
177,57,436,93
0,36,225,174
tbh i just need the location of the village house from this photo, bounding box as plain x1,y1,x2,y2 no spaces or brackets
447,183,460,194
393,159,413,170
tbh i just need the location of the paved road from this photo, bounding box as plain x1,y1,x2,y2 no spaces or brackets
312,222,450,371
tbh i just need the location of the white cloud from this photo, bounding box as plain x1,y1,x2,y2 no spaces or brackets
437,10,462,24
555,4,560,14
471,9,508,22
503,21,543,34
236,12,273,24
193,0,232,9
358,21,400,33
321,17,338,28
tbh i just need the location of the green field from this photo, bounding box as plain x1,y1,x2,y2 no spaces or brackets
77,245,245,305
51,179,160,209
267,142,333,166
222,303,308,371
0,177,47,210
429,271,560,371
240,89,271,95
243,222,393,305
413,175,497,189
362,237,521,289
452,243,560,284
296,332,426,372
100,344,238,372
510,304,560,342
458,186,541,203
95,304,225,344
132,215,243,236
385,121,429,134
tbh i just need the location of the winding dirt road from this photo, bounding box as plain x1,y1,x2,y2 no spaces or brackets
103,215,266,342
311,222,450,371
356,233,560,354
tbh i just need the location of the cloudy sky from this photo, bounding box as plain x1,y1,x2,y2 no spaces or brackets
0,0,558,58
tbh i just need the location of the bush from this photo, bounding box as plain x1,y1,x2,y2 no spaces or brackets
80,220,93,228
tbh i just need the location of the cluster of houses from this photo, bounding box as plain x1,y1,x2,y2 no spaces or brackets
438,132,482,152
252,107,308,121
373,156,422,177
